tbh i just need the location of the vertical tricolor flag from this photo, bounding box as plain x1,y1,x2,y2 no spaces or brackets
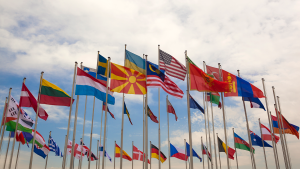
218,137,235,160
234,133,254,153
272,115,299,135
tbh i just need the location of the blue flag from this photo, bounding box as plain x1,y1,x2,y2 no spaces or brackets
189,94,204,114
49,135,63,157
99,144,112,162
186,142,202,162
250,130,272,147
243,97,265,111
83,65,107,83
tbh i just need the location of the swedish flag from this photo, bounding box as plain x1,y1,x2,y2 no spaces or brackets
124,102,133,125
97,54,109,77
125,50,146,74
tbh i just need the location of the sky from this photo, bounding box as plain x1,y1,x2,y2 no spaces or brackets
0,0,300,169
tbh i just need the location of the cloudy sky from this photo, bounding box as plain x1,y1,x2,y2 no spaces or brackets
1,0,300,169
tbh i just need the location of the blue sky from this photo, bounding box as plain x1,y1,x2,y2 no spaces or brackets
1,0,300,169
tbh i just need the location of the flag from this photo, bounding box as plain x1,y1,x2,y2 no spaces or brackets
76,67,115,105
260,123,280,143
97,54,110,77
234,133,254,153
4,96,34,133
99,144,112,162
29,130,47,148
147,62,183,98
159,49,186,81
34,144,50,159
80,141,98,161
188,60,230,93
170,143,188,161
206,92,222,109
151,144,167,163
147,106,159,123
49,135,63,157
115,143,132,161
166,98,178,121
132,145,150,164
185,142,202,162
125,50,146,74
243,97,265,110
124,102,133,125
189,94,204,114
102,102,115,119
67,140,85,160
275,109,299,139
110,63,147,95
206,65,265,98
202,144,211,161
250,130,272,147
272,115,299,136
218,137,235,160
20,83,48,120
10,131,26,145
83,65,107,85
40,79,74,106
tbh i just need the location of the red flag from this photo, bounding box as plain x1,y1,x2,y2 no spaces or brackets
19,83,48,121
147,106,158,123
102,103,115,119
133,145,150,164
275,109,299,139
260,123,280,143
166,98,178,121
67,140,85,159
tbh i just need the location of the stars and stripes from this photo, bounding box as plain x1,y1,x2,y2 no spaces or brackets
159,49,186,81
49,135,63,157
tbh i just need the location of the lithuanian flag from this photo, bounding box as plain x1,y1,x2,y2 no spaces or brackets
39,79,74,106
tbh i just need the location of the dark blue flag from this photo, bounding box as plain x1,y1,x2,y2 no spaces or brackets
189,94,204,114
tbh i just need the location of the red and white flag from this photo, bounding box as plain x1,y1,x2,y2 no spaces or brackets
67,140,85,159
19,83,48,121
261,123,280,143
132,145,150,164
166,98,178,121
147,75,183,99
159,49,186,81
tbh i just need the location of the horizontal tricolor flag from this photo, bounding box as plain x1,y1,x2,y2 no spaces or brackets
234,133,254,153
151,144,167,163
261,123,280,143
115,143,132,161
34,144,50,159
82,65,107,85
243,97,265,110
170,143,188,161
272,114,299,139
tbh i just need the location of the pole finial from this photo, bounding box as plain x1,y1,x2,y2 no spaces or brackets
41,71,44,74
75,61,77,64
272,86,275,89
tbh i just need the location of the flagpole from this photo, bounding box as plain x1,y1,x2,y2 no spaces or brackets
3,132,12,169
276,96,292,168
217,64,229,169
62,135,67,169
236,70,256,169
184,139,187,169
101,57,111,169
157,45,161,169
261,79,280,169
185,50,193,169
0,97,8,138
150,141,152,169
132,141,134,169
232,128,238,169
201,136,205,169
98,106,103,169
28,71,44,169
15,141,21,169
210,102,218,169
258,118,268,169
145,55,149,169
45,131,51,169
203,92,210,169
96,140,99,169
166,95,171,169
143,54,145,169
114,141,116,169
0,89,11,153
272,87,289,169
62,62,78,169
216,133,221,169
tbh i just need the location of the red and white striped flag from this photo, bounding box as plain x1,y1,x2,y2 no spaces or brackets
147,75,183,99
166,97,178,121
159,49,186,81
261,123,280,143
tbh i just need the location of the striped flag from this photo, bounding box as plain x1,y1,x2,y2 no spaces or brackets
159,49,186,81
202,144,211,161
49,135,63,157
166,97,178,121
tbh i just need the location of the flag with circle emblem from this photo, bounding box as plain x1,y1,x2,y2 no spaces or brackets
110,63,147,95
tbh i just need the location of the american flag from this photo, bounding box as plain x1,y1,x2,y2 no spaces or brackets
147,75,184,99
159,49,186,81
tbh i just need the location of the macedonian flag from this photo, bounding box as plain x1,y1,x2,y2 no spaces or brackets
110,63,147,95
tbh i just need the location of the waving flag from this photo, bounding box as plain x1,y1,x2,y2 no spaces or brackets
133,145,150,163
29,130,47,148
260,123,280,143
189,94,204,114
202,144,211,161
124,102,133,125
272,115,299,136
147,106,158,123
20,83,48,120
250,130,272,147
102,102,115,119
115,143,132,161
243,97,265,110
170,143,188,161
166,97,178,121
186,142,202,161
151,144,167,163
234,133,254,153
159,49,186,81
206,92,221,109
99,144,112,162
76,67,115,105
67,140,85,160
34,144,50,159
110,63,147,95
275,109,299,139
218,137,235,160
49,135,63,157
10,131,26,145
80,141,98,161
125,50,146,74
83,65,107,85
97,54,110,78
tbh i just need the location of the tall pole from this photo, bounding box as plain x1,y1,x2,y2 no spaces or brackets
232,128,239,169
15,142,21,169
259,119,268,169
185,139,187,169
237,70,256,169
114,141,116,169
211,102,218,169
120,45,126,169
167,96,171,169
29,72,44,169
0,88,12,153
132,141,134,169
150,141,152,169
98,106,104,169
157,45,161,169
62,62,78,169
0,97,8,138
145,55,149,169
216,133,221,169
185,50,193,169
217,64,229,169
272,87,289,169
201,136,205,169
203,92,210,169
261,79,280,169
96,140,99,169
143,91,145,169
101,57,111,169
3,132,12,169
45,131,51,169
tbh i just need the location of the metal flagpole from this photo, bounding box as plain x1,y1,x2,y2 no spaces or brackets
277,96,292,169
232,128,238,169
62,62,77,169
185,50,193,169
201,136,205,169
62,135,67,168
98,106,104,169
259,118,268,169
216,133,221,169
142,55,145,169
150,141,152,169
272,87,289,169
101,57,111,169
217,64,229,169
96,140,99,169
78,138,82,168
114,141,116,169
145,55,149,169
0,97,8,138
132,141,134,169
15,141,21,169
211,102,218,169
157,45,161,169
0,89,11,153
203,92,210,169
3,132,12,169
184,139,187,169
9,78,26,169
29,72,44,169
236,70,256,169
261,78,280,169
45,131,51,169
167,96,171,169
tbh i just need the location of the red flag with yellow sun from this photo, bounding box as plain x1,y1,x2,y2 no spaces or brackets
110,63,147,95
